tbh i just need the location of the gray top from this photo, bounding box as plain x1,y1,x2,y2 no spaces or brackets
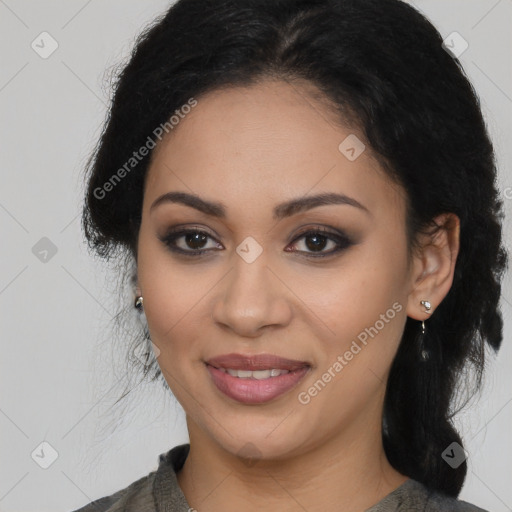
71,443,488,512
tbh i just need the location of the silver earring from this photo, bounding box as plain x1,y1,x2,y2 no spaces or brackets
420,300,432,314
418,321,429,362
418,299,432,361
135,296,144,310
419,320,429,361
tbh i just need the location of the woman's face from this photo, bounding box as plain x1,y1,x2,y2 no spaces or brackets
137,79,416,460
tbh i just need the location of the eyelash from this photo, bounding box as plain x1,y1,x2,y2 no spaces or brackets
159,226,354,259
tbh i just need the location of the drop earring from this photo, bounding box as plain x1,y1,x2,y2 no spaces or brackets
418,299,432,361
418,320,429,361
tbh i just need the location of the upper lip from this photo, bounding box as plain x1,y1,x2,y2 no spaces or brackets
206,353,310,371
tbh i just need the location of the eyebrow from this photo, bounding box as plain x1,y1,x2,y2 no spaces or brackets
150,191,371,220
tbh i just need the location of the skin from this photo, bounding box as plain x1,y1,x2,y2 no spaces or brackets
136,79,460,512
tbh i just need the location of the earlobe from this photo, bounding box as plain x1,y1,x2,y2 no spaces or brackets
406,212,460,321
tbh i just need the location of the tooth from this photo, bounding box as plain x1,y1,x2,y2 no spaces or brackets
252,370,271,380
222,368,291,378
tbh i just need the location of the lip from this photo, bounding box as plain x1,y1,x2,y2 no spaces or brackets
205,353,311,404
206,353,310,371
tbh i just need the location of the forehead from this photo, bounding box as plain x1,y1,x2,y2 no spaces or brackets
144,79,405,221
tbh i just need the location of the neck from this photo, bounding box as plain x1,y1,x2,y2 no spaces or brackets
176,413,408,512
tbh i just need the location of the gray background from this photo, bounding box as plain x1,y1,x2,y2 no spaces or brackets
0,1,511,511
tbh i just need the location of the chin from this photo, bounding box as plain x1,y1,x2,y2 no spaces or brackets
207,422,312,464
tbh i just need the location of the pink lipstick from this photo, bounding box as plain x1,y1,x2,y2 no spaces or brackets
205,353,311,404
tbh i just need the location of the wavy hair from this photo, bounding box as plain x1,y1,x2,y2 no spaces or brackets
81,0,508,497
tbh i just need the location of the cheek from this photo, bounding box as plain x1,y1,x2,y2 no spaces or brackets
136,227,207,354
139,277,212,364
304,240,408,388
296,260,407,428
137,258,212,404
299,244,406,341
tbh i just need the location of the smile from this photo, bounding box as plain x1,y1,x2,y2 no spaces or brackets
206,363,310,404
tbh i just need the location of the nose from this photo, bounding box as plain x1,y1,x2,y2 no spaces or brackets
211,253,293,338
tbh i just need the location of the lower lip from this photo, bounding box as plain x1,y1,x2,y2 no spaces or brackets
206,364,310,404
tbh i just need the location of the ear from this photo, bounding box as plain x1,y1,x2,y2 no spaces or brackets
406,212,460,321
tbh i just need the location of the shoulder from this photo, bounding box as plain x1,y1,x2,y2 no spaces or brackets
69,471,157,512
424,488,489,512
69,443,191,512
368,479,489,512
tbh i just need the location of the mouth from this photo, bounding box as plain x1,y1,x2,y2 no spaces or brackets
210,367,293,379
205,353,311,404
206,352,310,371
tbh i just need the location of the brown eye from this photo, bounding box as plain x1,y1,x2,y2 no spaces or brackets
287,227,354,258
182,231,209,250
160,228,222,255
303,233,332,252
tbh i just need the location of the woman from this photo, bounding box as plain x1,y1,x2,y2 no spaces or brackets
74,0,508,510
